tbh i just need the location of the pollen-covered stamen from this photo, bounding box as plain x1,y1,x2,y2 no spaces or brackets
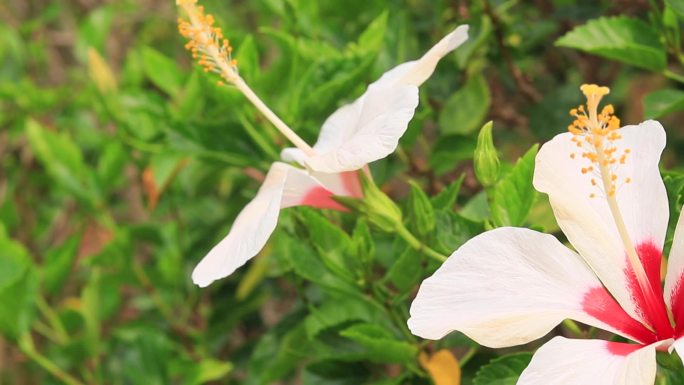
177,0,238,84
568,84,672,337
176,0,316,157
568,86,627,198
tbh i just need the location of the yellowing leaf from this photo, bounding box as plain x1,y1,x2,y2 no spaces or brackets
420,349,461,385
87,48,117,94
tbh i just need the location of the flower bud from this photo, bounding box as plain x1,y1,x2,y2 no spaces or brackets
474,121,501,187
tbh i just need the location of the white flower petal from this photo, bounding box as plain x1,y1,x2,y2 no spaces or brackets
518,337,657,385
533,120,668,327
670,336,684,356
383,25,469,87
304,84,419,172
408,227,655,348
664,210,684,330
302,26,468,173
280,147,308,167
192,162,340,287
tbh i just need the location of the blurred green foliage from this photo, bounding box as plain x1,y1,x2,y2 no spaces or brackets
3,0,684,384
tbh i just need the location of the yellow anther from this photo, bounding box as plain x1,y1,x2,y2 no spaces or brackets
177,0,238,83
567,84,632,203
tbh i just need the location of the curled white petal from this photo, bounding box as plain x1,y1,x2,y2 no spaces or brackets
192,162,341,287
298,26,468,173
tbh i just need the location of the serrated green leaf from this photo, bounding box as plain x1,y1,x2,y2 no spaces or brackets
279,233,358,295
433,210,484,254
643,89,684,119
384,247,424,294
339,323,417,364
491,145,539,227
473,353,533,385
556,16,666,71
439,73,490,135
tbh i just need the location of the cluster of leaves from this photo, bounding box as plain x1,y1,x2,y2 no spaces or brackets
3,0,684,384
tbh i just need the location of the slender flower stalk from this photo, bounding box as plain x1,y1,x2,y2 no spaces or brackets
176,0,316,157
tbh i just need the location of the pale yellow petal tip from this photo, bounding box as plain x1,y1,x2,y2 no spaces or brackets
445,25,470,51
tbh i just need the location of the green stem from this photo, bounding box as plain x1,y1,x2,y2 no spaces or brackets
19,334,85,385
396,224,447,263
36,295,69,344
460,346,478,366
562,319,584,338
238,112,281,161
663,69,684,84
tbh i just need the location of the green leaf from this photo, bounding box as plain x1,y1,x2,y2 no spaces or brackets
141,47,184,96
384,248,424,294
556,16,666,71
303,360,370,385
184,359,233,385
97,141,128,191
339,323,417,364
0,225,38,339
643,89,684,119
304,297,382,339
278,232,358,296
667,0,684,18
407,181,435,236
248,318,312,384
235,35,260,83
431,175,465,211
473,353,532,385
491,145,539,227
430,135,477,176
350,218,375,268
439,73,490,135
25,119,97,204
433,210,484,254
43,235,80,294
